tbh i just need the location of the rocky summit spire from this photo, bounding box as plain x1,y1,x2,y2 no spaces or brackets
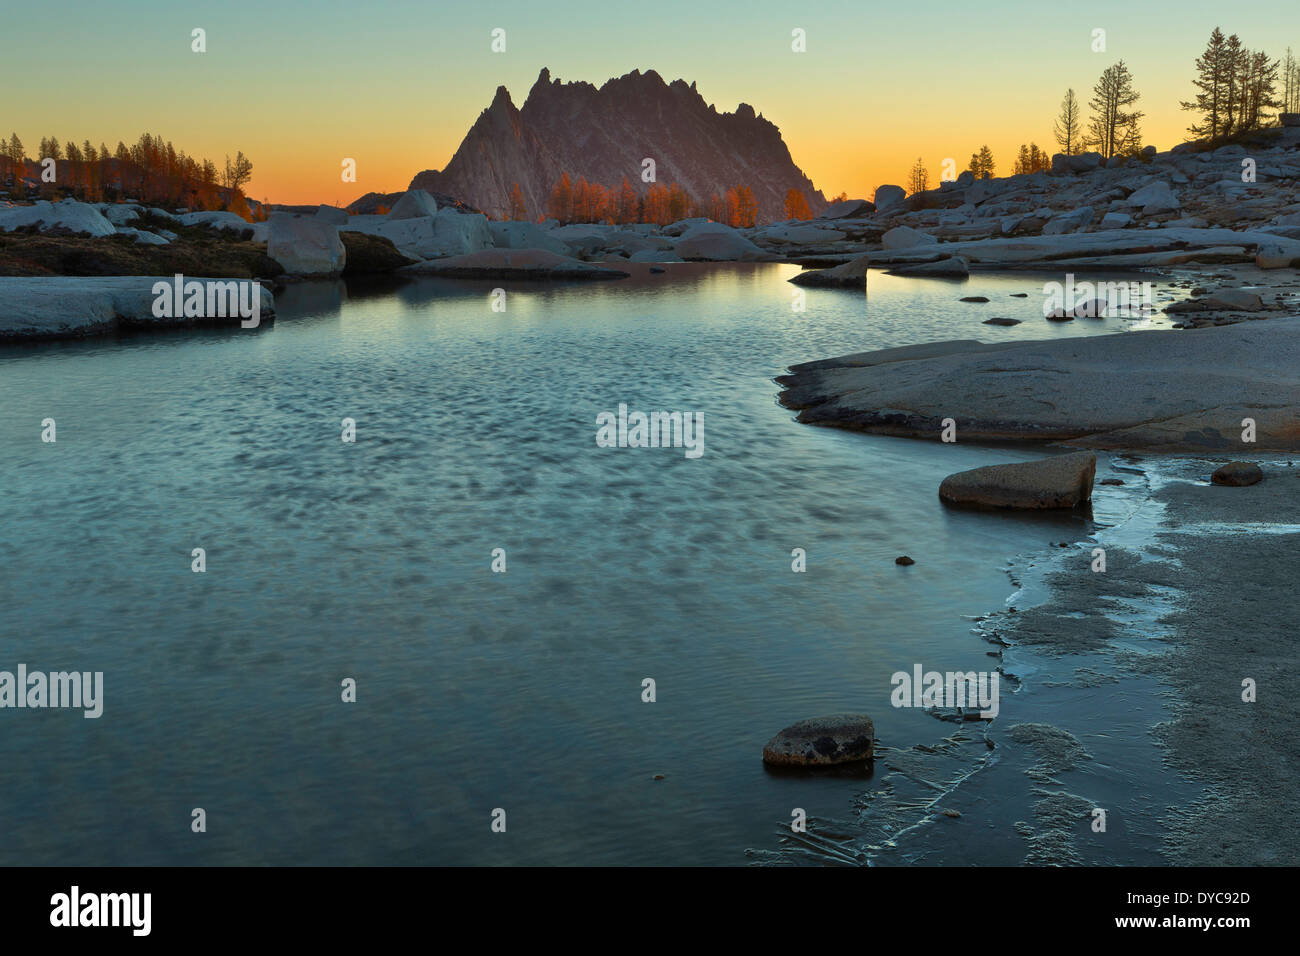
408,69,825,222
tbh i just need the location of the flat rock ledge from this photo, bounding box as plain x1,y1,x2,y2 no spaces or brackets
762,714,875,766
0,276,275,342
777,318,1300,452
940,452,1096,509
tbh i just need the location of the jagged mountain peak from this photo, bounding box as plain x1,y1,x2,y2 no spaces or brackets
410,69,825,222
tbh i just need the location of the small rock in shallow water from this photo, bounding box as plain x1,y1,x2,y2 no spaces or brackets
983,317,1021,326
762,715,875,766
1211,462,1263,486
896,555,915,565
960,296,990,303
941,809,962,818
940,452,1096,510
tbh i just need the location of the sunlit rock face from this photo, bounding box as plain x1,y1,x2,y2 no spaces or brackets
409,68,826,223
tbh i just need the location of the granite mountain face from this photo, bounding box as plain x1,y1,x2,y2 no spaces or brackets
410,68,826,222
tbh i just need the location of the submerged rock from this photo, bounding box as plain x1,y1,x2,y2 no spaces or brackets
762,715,875,766
1211,462,1263,486
939,452,1097,510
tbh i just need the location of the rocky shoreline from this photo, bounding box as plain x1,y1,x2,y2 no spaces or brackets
3,121,1299,341
777,317,1300,452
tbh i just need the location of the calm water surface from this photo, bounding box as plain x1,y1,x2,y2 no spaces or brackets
0,263,1177,864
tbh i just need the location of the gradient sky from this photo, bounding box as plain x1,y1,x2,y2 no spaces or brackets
6,0,1299,206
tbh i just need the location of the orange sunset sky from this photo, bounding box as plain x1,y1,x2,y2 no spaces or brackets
5,0,1299,207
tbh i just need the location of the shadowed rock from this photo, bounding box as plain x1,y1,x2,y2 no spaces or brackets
339,232,416,274
1211,462,1263,486
939,452,1096,510
762,715,875,766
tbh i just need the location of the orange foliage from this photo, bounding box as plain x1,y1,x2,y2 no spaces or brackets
783,188,812,220
544,174,760,226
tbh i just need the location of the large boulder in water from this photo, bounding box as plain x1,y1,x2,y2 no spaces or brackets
1211,462,1263,486
762,715,875,766
789,255,869,287
939,452,1096,509
0,276,274,341
267,216,346,275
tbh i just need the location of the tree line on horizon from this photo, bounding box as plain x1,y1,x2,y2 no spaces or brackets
902,28,1300,195
0,131,258,218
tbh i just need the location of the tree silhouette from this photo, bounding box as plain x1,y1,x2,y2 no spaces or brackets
1054,89,1082,155
1086,61,1143,158
906,158,928,194
967,146,995,179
